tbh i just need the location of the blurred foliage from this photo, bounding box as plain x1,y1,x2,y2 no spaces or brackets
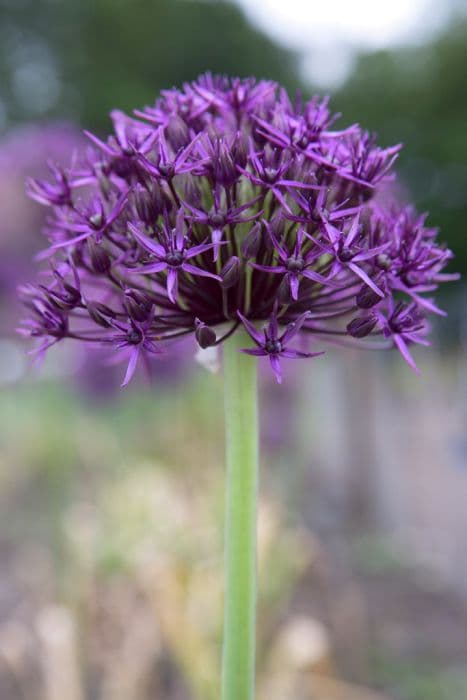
334,16,467,271
0,0,299,132
370,651,467,700
0,377,322,700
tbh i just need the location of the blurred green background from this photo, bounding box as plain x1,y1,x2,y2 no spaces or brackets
0,1,466,699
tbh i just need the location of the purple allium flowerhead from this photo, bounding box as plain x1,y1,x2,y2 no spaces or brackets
18,74,458,385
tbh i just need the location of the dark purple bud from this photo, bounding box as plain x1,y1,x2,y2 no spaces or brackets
183,180,202,208
269,213,285,240
356,284,382,309
88,241,112,274
87,301,115,327
133,184,165,223
221,256,240,289
347,314,377,338
97,170,112,199
232,130,249,168
277,276,294,304
45,279,81,310
166,115,190,150
241,223,262,259
215,140,237,186
124,288,153,321
195,319,217,348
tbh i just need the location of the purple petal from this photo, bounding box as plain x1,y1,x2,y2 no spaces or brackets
129,223,166,257
181,263,222,281
107,189,131,225
280,349,324,359
271,187,292,214
348,263,384,297
269,354,283,384
277,178,321,190
211,228,224,262
167,268,179,303
302,268,340,288
121,347,140,387
393,334,420,374
184,241,219,259
49,230,93,250
237,311,264,346
126,261,167,275
280,311,311,344
84,130,116,157
249,263,285,274
289,273,300,300
175,207,185,250
240,347,268,356
345,214,361,247
265,224,288,262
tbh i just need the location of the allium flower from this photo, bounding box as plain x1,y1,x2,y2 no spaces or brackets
19,74,457,384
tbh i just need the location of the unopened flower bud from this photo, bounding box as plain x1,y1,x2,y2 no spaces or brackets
87,301,114,327
232,130,249,168
347,314,377,338
183,180,202,208
215,140,237,186
277,275,294,304
269,213,285,241
88,240,111,274
124,288,153,321
356,284,382,309
195,319,216,348
221,256,240,289
133,184,165,224
166,115,190,150
241,223,262,259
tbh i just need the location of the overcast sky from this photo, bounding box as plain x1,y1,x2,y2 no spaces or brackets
234,0,458,87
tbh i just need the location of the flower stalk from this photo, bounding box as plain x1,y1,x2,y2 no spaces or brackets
222,329,259,700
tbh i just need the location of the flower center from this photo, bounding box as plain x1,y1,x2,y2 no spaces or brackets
126,329,142,344
209,212,226,227
339,246,356,262
89,212,104,229
159,162,175,178
266,339,282,354
264,167,278,183
286,255,304,272
165,251,184,266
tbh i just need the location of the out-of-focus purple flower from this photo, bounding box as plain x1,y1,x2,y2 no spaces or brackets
0,123,85,300
18,75,457,384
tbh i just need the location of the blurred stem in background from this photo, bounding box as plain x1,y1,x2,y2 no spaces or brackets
222,331,259,700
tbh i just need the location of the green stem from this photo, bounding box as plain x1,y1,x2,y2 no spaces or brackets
222,330,259,700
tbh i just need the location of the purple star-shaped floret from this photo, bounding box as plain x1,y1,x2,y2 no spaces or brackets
44,189,129,255
183,187,261,261
237,309,323,383
377,300,429,374
250,225,336,300
126,207,222,303
106,316,162,387
238,140,320,213
318,213,388,296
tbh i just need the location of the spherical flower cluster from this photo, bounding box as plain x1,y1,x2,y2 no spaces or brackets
19,74,457,384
